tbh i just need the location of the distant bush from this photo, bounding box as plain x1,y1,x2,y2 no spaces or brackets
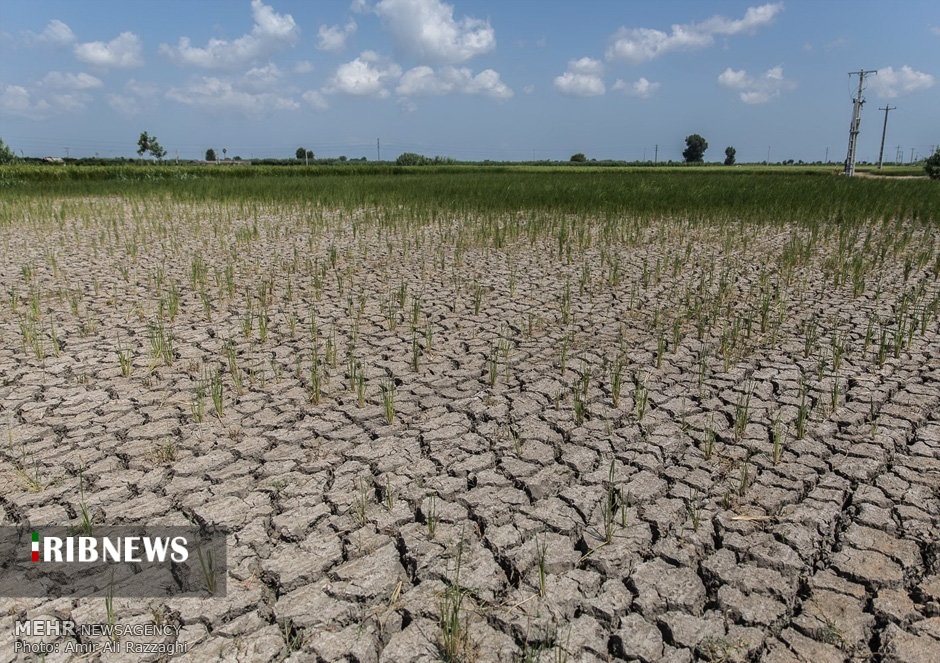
0,137,16,164
926,148,940,180
396,153,456,166
397,152,430,166
570,153,586,163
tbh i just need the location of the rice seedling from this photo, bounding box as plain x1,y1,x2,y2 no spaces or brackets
425,494,438,538
210,369,224,418
197,547,218,595
381,376,396,424
309,348,323,405
771,412,784,464
702,421,716,460
733,383,752,442
438,538,471,662
610,358,624,407
112,337,132,377
352,475,369,526
634,375,649,421
536,537,548,597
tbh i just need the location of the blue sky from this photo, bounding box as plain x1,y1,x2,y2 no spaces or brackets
1,1,937,162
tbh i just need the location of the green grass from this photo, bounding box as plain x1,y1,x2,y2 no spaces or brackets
2,164,938,226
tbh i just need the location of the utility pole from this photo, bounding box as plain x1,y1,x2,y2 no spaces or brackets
65,147,69,159
825,146,829,164
896,145,902,165
876,105,895,170
910,147,916,164
766,146,771,165
844,68,877,176
377,138,380,162
654,144,658,164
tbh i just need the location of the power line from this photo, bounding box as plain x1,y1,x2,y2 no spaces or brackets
843,68,877,176
876,105,895,170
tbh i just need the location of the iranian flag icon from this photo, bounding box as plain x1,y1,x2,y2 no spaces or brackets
31,532,39,562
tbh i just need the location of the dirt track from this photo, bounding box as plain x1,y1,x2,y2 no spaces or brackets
1,203,939,661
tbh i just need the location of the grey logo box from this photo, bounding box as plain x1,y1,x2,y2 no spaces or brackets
0,526,227,597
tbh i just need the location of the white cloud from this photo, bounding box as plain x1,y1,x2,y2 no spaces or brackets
0,81,95,119
166,76,299,114
717,65,795,103
38,19,76,46
869,66,935,98
375,0,495,63
317,21,357,52
107,79,159,117
74,31,143,68
607,3,782,63
325,51,401,97
302,89,329,110
0,85,51,118
242,63,284,91
293,60,315,74
554,57,605,97
931,25,940,36
160,0,298,69
396,65,512,99
41,71,103,90
612,76,660,99
464,69,512,99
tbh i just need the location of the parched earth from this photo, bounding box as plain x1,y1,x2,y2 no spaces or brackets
1,202,939,661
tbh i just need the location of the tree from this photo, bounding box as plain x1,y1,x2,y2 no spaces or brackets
296,147,306,160
306,150,313,160
149,139,166,161
396,152,429,166
570,153,587,163
137,131,166,161
205,148,217,161
724,146,736,166
682,134,708,163
0,137,15,164
137,131,152,159
925,148,940,180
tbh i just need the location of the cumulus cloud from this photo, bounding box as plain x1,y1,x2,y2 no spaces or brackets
302,89,329,110
0,78,98,119
37,19,76,46
325,51,402,97
396,65,512,99
160,0,298,69
718,65,795,103
41,71,103,90
554,57,605,97
74,31,143,68
293,60,315,74
107,79,159,116
612,76,660,99
607,3,782,63
375,0,495,63
869,66,935,98
166,75,299,115
317,21,357,52
0,85,51,118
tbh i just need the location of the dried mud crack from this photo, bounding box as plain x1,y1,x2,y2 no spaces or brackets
1,199,939,662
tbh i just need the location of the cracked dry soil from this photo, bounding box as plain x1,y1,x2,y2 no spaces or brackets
1,201,939,662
